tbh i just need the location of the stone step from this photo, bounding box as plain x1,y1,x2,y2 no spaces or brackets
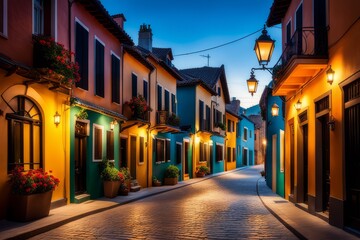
74,193,90,204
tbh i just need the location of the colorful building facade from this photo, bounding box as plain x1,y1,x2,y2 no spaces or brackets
267,0,360,231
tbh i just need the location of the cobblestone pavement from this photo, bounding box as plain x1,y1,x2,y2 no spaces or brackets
31,167,298,240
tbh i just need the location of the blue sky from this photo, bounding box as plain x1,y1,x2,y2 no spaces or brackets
100,0,281,108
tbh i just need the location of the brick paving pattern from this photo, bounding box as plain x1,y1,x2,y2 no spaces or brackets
31,167,298,239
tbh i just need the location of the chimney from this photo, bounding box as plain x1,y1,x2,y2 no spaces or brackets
138,24,153,51
112,14,126,29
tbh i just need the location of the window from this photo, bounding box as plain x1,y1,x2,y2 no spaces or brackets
0,0,8,37
6,96,42,173
106,131,114,160
95,38,105,97
33,0,44,35
217,86,221,96
227,147,231,162
111,53,120,103
157,85,162,110
232,148,236,162
165,139,170,162
75,20,89,90
243,127,248,141
199,100,204,130
199,142,204,162
206,105,210,130
155,138,170,163
204,143,209,162
250,130,252,138
286,20,292,45
132,73,137,98
93,124,103,162
165,90,170,111
254,133,257,140
176,142,182,164
171,93,176,114
155,139,164,163
143,80,148,102
139,137,144,163
216,144,223,162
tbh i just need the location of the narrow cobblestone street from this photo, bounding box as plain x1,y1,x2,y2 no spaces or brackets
30,167,297,240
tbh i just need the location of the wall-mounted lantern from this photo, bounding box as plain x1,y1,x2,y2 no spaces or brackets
326,65,335,85
294,100,302,111
54,111,61,126
271,103,279,117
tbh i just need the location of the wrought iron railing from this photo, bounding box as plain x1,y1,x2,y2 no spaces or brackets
156,110,180,126
272,27,328,81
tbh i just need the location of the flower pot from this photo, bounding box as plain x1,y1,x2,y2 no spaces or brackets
153,181,162,187
164,177,178,185
196,172,206,178
103,181,121,198
8,191,53,222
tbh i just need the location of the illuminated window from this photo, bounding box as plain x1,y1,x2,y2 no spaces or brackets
0,0,8,37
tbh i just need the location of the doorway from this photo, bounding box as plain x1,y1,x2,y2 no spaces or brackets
184,141,190,179
130,136,137,179
120,137,128,168
242,148,248,166
75,121,88,195
316,114,330,212
303,124,309,204
344,80,360,230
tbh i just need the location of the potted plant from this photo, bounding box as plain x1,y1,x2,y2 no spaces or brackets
100,160,123,198
119,167,131,194
33,35,80,87
164,165,179,185
196,166,210,177
216,122,226,131
8,166,60,221
167,113,180,126
124,94,152,120
152,176,162,187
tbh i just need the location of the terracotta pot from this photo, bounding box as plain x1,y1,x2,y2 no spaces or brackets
153,181,162,187
196,172,206,178
103,181,121,198
164,177,178,185
8,191,53,222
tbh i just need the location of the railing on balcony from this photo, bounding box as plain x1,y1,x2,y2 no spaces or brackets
156,110,180,126
199,119,210,132
272,27,328,81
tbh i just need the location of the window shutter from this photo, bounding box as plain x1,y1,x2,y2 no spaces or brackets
143,80,148,102
95,40,104,97
111,55,120,103
106,131,114,160
132,73,137,98
171,93,176,114
157,85,162,110
199,100,204,130
165,90,170,111
206,105,210,130
75,22,89,90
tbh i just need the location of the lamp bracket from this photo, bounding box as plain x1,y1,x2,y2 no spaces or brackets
251,66,273,75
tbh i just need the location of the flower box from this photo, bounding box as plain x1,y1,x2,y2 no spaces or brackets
164,177,178,185
8,191,53,222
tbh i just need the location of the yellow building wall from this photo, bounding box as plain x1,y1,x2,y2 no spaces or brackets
282,0,360,201
0,72,69,218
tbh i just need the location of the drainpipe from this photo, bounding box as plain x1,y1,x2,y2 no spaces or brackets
146,65,155,188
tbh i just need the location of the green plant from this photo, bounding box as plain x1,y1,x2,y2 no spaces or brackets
167,113,180,126
9,166,60,195
216,122,226,131
164,165,180,178
125,94,152,118
33,35,80,86
75,108,88,120
119,167,131,181
100,160,124,182
196,165,210,175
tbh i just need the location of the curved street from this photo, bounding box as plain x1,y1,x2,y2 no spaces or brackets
31,166,297,240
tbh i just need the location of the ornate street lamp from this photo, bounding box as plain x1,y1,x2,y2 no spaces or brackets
54,111,61,126
246,71,259,96
246,25,275,96
254,25,275,66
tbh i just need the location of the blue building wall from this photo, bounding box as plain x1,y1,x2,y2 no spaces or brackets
236,116,255,167
265,93,285,197
210,135,225,173
177,86,196,133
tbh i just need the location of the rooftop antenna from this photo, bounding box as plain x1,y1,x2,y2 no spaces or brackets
200,54,210,66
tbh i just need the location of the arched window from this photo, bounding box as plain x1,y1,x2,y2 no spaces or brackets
6,96,42,173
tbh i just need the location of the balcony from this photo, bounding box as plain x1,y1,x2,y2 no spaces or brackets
272,27,328,96
121,102,150,132
152,110,180,133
